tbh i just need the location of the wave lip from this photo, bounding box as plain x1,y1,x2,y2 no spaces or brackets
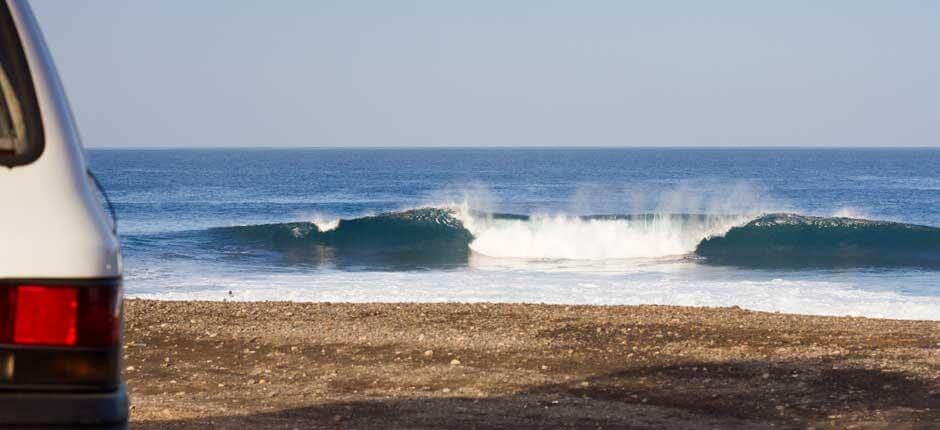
207,208,749,268
201,209,940,270
209,208,473,269
695,213,940,268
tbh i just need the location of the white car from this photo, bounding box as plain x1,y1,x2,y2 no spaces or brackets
0,0,127,428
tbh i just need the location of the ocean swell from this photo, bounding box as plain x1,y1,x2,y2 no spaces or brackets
695,213,940,268
209,208,473,269
202,208,940,269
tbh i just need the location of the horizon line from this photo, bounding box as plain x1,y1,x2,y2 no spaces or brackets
85,145,940,150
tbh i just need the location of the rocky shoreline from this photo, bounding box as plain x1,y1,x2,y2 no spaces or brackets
124,300,940,429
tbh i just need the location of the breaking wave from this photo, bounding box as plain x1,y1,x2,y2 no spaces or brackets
196,208,940,269
696,213,940,268
208,208,473,269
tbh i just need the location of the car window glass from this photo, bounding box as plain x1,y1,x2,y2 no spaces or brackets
0,61,27,155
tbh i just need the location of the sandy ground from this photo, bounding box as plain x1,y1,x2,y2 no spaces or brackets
123,300,940,429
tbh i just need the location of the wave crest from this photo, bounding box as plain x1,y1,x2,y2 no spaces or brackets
209,208,473,269
695,213,940,268
202,208,940,269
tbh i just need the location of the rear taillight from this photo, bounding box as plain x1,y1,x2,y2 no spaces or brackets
14,286,78,346
0,283,121,347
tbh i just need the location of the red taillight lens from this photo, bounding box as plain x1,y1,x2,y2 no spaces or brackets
14,286,78,346
0,283,121,347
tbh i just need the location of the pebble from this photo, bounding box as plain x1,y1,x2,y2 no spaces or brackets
121,300,936,426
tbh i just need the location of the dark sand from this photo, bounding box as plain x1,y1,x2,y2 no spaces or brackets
124,300,940,429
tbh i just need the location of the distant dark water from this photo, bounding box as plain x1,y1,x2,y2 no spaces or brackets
87,148,940,319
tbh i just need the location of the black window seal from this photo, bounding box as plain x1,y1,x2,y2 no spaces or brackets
0,1,44,167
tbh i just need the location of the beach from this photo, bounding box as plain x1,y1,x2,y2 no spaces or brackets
124,300,940,429
19,3,940,427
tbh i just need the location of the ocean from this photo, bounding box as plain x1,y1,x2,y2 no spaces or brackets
89,148,940,320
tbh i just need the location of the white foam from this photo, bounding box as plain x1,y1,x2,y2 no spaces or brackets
311,216,340,232
426,181,772,261
126,263,940,321
832,207,868,219
458,211,749,260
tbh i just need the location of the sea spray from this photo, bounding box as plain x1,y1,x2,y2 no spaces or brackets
311,216,340,232
442,181,769,260
460,212,747,260
191,208,940,269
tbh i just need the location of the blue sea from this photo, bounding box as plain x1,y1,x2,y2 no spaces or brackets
89,149,940,320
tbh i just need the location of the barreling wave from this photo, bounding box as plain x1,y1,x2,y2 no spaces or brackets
695,213,940,268
201,208,940,269
209,208,473,269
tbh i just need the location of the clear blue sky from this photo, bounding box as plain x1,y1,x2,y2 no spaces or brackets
30,1,940,148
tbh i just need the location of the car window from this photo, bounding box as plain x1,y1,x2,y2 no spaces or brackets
0,3,42,166
0,61,26,155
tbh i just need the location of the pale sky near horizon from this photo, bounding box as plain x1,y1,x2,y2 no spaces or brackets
29,1,940,148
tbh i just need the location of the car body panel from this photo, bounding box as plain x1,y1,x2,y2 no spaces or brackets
0,0,120,279
0,383,128,426
0,1,127,427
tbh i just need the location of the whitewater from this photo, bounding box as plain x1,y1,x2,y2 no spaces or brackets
93,149,940,321
460,210,749,260
123,205,940,320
